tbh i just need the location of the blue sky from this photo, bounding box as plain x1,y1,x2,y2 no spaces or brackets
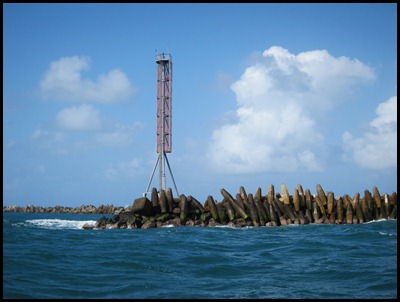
3,3,397,208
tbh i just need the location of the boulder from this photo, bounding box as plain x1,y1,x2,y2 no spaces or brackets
131,197,152,216
82,223,95,230
141,220,157,229
95,216,108,229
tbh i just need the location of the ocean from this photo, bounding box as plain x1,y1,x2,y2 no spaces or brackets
3,212,397,299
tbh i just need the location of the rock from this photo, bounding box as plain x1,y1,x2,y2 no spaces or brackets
169,218,181,227
95,216,108,229
179,194,188,222
141,220,157,229
118,211,137,226
185,219,195,226
3,184,396,229
227,221,236,227
132,197,153,216
206,196,219,222
281,183,290,205
82,223,95,229
208,218,217,227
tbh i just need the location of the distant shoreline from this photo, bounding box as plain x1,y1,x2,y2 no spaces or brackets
2,204,129,215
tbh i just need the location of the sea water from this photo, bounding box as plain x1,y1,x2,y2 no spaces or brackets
3,212,397,299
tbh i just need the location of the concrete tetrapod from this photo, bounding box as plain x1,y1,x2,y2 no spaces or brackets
84,184,398,229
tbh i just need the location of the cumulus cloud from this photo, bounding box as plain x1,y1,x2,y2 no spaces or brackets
40,56,135,102
56,104,102,131
207,46,375,174
342,96,397,169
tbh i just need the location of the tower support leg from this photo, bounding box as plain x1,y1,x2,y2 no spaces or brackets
165,153,179,196
143,153,179,197
143,155,160,197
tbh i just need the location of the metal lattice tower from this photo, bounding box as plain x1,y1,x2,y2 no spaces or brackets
144,52,179,197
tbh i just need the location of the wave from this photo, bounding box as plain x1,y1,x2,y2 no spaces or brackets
378,231,397,236
363,218,392,224
12,216,395,231
24,219,98,230
161,224,175,228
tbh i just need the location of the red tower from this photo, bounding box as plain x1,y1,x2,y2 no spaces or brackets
144,52,178,197
156,53,172,154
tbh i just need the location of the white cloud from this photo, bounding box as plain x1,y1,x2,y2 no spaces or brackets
40,56,135,102
95,122,144,147
214,71,233,91
105,158,144,181
31,118,142,155
30,126,69,155
370,96,397,131
31,129,49,140
342,96,397,169
56,104,102,131
207,46,375,174
209,101,324,173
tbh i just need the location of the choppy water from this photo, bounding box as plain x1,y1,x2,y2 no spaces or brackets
3,212,397,299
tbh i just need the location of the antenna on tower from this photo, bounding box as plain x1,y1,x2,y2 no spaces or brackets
143,52,179,197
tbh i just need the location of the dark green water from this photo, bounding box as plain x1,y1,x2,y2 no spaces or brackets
3,213,397,299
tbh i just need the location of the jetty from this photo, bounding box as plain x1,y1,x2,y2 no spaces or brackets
93,184,397,229
3,204,125,215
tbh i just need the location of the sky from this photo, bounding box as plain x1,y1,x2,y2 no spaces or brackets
3,3,397,208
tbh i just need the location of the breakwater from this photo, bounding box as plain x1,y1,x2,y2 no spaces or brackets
94,184,397,229
3,184,397,229
2,204,126,215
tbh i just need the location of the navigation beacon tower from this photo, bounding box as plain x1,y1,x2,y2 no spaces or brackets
144,52,179,197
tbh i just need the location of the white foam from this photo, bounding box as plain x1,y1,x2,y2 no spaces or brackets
161,224,175,228
26,219,97,230
379,231,397,236
364,219,389,224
